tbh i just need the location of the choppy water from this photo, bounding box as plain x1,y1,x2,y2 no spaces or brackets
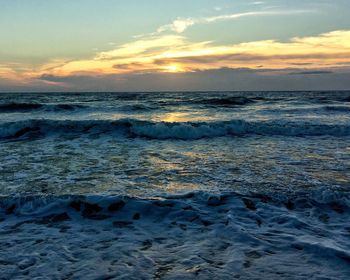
0,91,349,279
0,91,349,196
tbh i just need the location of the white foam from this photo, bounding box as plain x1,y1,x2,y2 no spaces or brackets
0,190,349,279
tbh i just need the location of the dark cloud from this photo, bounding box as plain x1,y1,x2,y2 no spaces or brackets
290,63,314,66
39,74,70,82
288,71,334,75
27,67,350,92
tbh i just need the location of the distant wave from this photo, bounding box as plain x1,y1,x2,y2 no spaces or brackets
0,102,87,113
148,96,260,108
260,105,350,114
1,118,350,140
324,105,350,112
0,103,43,112
118,104,157,112
195,96,256,107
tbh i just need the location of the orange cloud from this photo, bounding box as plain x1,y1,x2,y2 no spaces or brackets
1,30,350,82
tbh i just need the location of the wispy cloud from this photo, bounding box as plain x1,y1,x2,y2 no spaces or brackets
154,9,313,34
0,66,19,81
251,1,265,5
157,18,196,34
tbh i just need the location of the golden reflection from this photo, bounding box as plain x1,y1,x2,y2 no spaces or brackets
110,113,126,120
161,112,191,122
156,112,210,122
145,151,201,192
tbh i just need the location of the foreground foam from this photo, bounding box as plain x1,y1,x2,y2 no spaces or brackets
0,189,349,279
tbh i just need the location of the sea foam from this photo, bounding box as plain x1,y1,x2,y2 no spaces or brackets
0,189,349,279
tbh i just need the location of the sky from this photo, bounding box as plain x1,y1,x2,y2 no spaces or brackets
0,0,350,92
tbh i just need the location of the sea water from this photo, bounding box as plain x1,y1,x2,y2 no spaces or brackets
0,91,349,279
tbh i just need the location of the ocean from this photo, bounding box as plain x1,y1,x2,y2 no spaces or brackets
0,91,349,279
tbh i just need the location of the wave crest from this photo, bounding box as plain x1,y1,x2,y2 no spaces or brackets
1,118,349,140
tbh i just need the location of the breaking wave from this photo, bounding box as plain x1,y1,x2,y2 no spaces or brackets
1,118,350,140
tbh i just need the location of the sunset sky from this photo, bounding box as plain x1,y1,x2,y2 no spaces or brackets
1,0,350,91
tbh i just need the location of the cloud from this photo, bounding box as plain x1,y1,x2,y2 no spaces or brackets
1,30,350,89
154,9,313,34
97,35,185,60
288,70,334,75
157,18,196,34
33,68,350,92
252,1,265,5
37,30,350,77
0,66,18,81
153,52,350,67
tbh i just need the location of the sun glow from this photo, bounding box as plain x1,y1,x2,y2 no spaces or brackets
162,64,185,73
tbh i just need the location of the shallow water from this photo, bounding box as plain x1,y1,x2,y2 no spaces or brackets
0,91,349,279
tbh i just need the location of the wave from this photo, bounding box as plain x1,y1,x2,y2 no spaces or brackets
1,118,350,140
324,105,350,112
147,96,259,108
0,102,158,114
118,104,157,112
0,102,87,113
0,103,43,112
0,188,348,217
261,105,350,114
195,96,256,107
